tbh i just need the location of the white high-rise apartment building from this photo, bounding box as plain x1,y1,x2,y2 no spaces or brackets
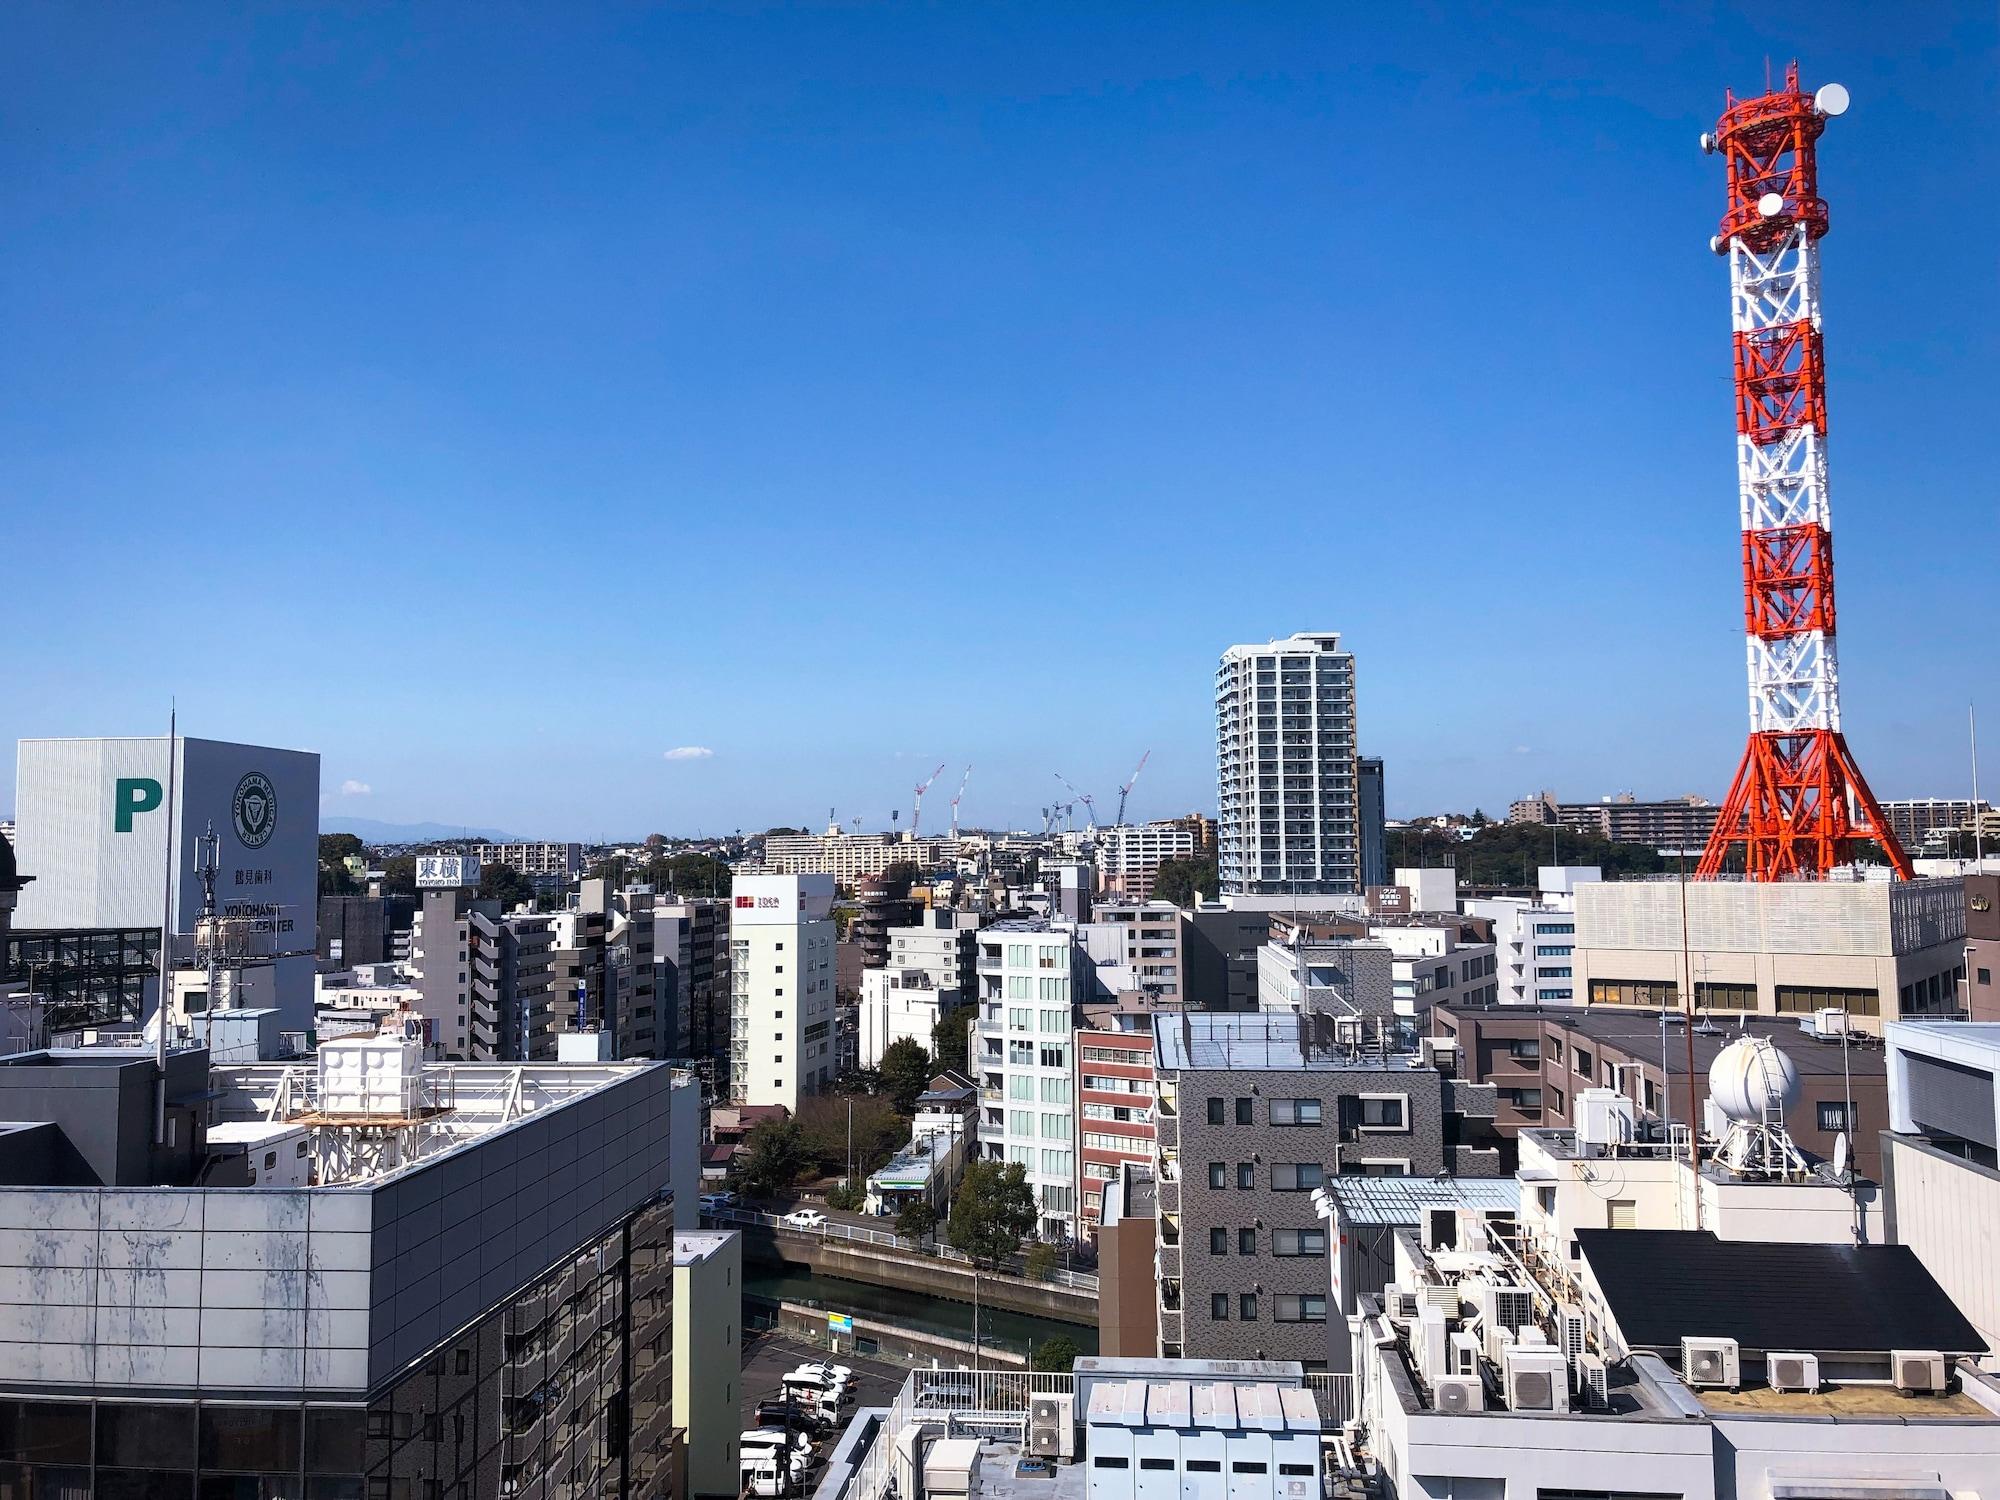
1095,821,1200,900
728,873,836,1112
1216,632,1361,896
972,919,1090,1240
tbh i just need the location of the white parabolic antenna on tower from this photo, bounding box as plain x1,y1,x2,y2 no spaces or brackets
1709,1035,1801,1121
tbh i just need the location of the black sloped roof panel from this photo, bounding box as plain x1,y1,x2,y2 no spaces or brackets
1575,1228,1986,1356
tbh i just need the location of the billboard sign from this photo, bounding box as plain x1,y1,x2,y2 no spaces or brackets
417,855,481,889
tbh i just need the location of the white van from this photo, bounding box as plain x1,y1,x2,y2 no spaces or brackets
740,1455,797,1497
741,1428,812,1461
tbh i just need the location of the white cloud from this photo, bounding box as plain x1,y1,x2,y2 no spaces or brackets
1510,746,1534,756
663,746,714,762
340,779,372,796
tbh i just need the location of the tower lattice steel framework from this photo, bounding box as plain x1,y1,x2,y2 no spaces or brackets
1694,64,1911,881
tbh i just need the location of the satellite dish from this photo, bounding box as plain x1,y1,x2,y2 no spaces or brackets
1758,192,1786,218
1698,132,1716,155
1709,235,1726,255
1815,83,1851,117
1833,1131,1850,1178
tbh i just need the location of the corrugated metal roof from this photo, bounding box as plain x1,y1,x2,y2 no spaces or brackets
1321,1175,1519,1225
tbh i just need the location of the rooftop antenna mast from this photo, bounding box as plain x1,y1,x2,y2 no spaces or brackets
1693,66,1909,881
154,707,179,1145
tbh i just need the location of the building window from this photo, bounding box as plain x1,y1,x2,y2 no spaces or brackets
1590,979,1680,1007
1777,984,1880,1017
1208,1162,1227,1189
1357,1095,1407,1130
1207,1098,1224,1125
1272,1229,1327,1256
1211,1293,1229,1320
1547,1038,1564,1066
1535,945,1573,958
1210,1227,1228,1255
1274,1295,1327,1323
1817,1101,1851,1132
1238,1228,1257,1255
1235,1097,1253,1125
1695,981,1757,1010
1271,1163,1323,1191
1551,1087,1567,1114
1508,1039,1541,1062
1239,1294,1259,1321
1573,1049,1593,1077
1503,1087,1544,1113
1236,1162,1255,1189
1271,1098,1322,1126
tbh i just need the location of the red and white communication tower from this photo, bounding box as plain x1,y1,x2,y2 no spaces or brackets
1693,64,1911,882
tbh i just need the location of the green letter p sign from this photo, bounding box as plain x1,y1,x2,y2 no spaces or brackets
114,777,163,833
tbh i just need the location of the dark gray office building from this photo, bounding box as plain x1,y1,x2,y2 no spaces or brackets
1149,1011,1500,1367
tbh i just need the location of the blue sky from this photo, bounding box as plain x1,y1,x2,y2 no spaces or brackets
3,3,1993,838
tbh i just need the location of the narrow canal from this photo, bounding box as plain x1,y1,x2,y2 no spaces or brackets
745,1263,1099,1358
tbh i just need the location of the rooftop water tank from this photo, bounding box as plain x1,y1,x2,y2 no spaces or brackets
1707,1035,1800,1123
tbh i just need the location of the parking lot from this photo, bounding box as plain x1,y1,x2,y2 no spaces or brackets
739,1331,909,1432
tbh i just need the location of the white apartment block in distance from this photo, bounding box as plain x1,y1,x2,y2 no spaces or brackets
1216,632,1363,897
1096,821,1200,900
1463,865,1601,1005
972,919,1091,1239
472,841,585,879
729,873,836,1111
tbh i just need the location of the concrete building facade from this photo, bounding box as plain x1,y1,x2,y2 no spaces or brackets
1094,822,1200,901
728,873,836,1112
1573,875,1968,1033
1087,900,1185,1004
1150,1012,1499,1365
1216,633,1363,897
672,1230,743,1497
972,920,1090,1238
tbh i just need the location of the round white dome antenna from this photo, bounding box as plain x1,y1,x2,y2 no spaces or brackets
1814,82,1851,117
1757,192,1786,219
1708,1036,1808,1177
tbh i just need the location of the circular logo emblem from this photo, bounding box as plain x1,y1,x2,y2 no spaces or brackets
233,771,277,848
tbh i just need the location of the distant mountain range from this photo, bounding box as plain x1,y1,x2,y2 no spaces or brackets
321,816,524,844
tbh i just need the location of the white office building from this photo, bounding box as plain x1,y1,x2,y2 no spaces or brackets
471,841,584,880
1464,865,1601,1005
728,873,836,1111
12,735,321,1026
972,919,1091,1239
1216,633,1363,897
857,966,963,1071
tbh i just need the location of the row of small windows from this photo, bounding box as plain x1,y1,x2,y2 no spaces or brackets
1206,1095,1398,1128
1207,1293,1326,1323
1207,1227,1327,1256
1590,979,1881,1016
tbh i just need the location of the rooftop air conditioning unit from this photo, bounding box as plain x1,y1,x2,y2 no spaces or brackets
1503,1347,1570,1413
1767,1353,1820,1394
1432,1375,1484,1414
1029,1393,1076,1459
1893,1350,1947,1394
1477,1283,1532,1334
1576,1352,1609,1409
1681,1337,1740,1391
1574,1088,1635,1150
1421,1283,1462,1315
1385,1287,1420,1321
1555,1303,1586,1366
1448,1330,1482,1378
1811,1007,1849,1040
1485,1323,1517,1366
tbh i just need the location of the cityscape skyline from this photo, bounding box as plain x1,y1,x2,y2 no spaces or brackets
5,5,1994,834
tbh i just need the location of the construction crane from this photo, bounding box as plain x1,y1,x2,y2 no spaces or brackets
910,763,947,838
948,766,973,841
1114,750,1152,827
1054,773,1098,831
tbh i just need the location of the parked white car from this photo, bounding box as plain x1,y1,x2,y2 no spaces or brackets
782,1208,827,1231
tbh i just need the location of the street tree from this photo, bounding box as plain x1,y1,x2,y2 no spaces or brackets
878,1037,933,1115
945,1160,1036,1267
739,1120,810,1197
